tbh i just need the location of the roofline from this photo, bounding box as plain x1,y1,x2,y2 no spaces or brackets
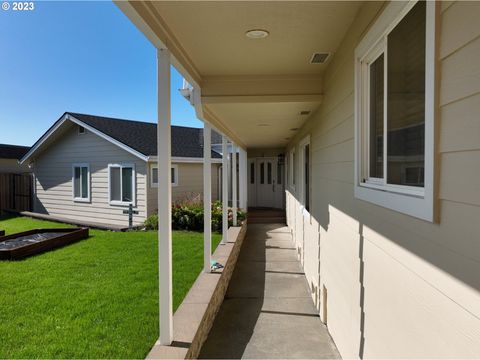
20,113,149,164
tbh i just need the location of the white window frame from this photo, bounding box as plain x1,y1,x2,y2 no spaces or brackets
72,163,90,203
171,164,178,187
354,0,436,222
150,164,178,188
108,163,136,206
299,135,311,214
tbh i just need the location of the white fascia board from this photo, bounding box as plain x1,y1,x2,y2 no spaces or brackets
147,156,222,164
20,113,149,164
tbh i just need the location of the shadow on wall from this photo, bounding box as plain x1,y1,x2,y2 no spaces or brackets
286,184,480,358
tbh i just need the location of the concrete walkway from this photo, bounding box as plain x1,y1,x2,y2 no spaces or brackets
199,223,341,359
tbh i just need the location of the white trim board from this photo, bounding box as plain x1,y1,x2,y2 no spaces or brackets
147,156,222,164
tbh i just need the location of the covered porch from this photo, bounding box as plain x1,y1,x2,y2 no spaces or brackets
114,1,377,359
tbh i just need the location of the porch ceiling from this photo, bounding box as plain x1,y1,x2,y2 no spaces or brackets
117,1,363,148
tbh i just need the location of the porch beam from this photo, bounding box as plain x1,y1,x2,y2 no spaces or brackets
221,136,229,245
203,122,212,273
157,48,173,346
239,148,247,210
202,93,324,104
232,143,237,226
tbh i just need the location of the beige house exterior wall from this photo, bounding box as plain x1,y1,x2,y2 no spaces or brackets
33,125,147,226
0,158,30,174
146,162,221,215
286,1,480,358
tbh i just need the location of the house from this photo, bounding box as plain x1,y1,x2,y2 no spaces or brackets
0,144,31,174
20,112,222,227
116,1,480,358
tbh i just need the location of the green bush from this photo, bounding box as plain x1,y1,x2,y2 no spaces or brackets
144,199,246,232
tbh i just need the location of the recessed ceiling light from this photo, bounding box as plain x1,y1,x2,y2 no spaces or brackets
300,110,311,116
290,128,299,131
246,29,269,39
258,123,270,127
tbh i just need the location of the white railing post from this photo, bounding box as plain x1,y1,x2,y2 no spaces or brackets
157,48,173,346
232,143,238,226
239,148,247,210
222,136,229,244
203,122,212,272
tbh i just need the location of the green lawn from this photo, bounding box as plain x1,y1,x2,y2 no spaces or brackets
0,216,221,359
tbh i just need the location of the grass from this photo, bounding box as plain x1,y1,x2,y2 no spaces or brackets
0,216,221,359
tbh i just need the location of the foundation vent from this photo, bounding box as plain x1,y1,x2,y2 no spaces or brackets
310,52,330,64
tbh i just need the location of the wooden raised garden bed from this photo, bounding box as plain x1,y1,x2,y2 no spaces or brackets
0,228,89,260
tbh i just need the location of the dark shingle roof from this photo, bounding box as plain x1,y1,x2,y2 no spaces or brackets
0,144,30,159
68,112,222,159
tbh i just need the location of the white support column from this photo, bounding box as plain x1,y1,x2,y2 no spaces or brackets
222,136,229,244
232,143,238,226
157,48,173,346
239,148,247,210
203,122,212,272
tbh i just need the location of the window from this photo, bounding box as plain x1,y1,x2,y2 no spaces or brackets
150,165,178,187
72,164,90,202
299,136,310,212
171,165,178,187
109,164,135,205
289,149,296,190
355,0,435,221
78,125,85,134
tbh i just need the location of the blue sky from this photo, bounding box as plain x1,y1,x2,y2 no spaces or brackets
0,1,202,146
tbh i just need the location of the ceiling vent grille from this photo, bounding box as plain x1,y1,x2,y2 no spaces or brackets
310,52,330,64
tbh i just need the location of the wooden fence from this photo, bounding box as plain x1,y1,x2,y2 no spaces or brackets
0,173,32,213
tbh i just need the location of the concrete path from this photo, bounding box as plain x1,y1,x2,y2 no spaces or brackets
199,223,341,359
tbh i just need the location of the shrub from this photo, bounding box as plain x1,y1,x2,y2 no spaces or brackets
144,200,247,232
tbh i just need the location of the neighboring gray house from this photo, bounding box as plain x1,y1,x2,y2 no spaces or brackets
0,144,31,174
20,112,222,227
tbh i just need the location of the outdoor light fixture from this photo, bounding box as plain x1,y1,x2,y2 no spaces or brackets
246,29,269,39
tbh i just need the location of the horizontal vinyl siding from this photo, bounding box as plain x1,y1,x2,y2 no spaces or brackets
33,125,147,227
146,162,220,215
286,1,480,358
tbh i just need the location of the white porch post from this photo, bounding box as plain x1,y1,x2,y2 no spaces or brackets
157,48,173,346
232,143,238,226
203,122,212,272
222,136,229,244
239,148,247,210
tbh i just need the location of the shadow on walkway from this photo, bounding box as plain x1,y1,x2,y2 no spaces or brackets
199,223,341,359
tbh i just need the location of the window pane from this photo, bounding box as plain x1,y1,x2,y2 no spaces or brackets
152,168,158,184
171,167,175,184
369,53,384,178
260,163,264,184
387,1,425,187
81,167,88,198
267,163,272,184
74,167,81,198
250,163,255,184
110,167,121,201
122,167,133,202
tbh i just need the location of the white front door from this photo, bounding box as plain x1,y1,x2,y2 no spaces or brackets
257,158,275,207
247,157,284,208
